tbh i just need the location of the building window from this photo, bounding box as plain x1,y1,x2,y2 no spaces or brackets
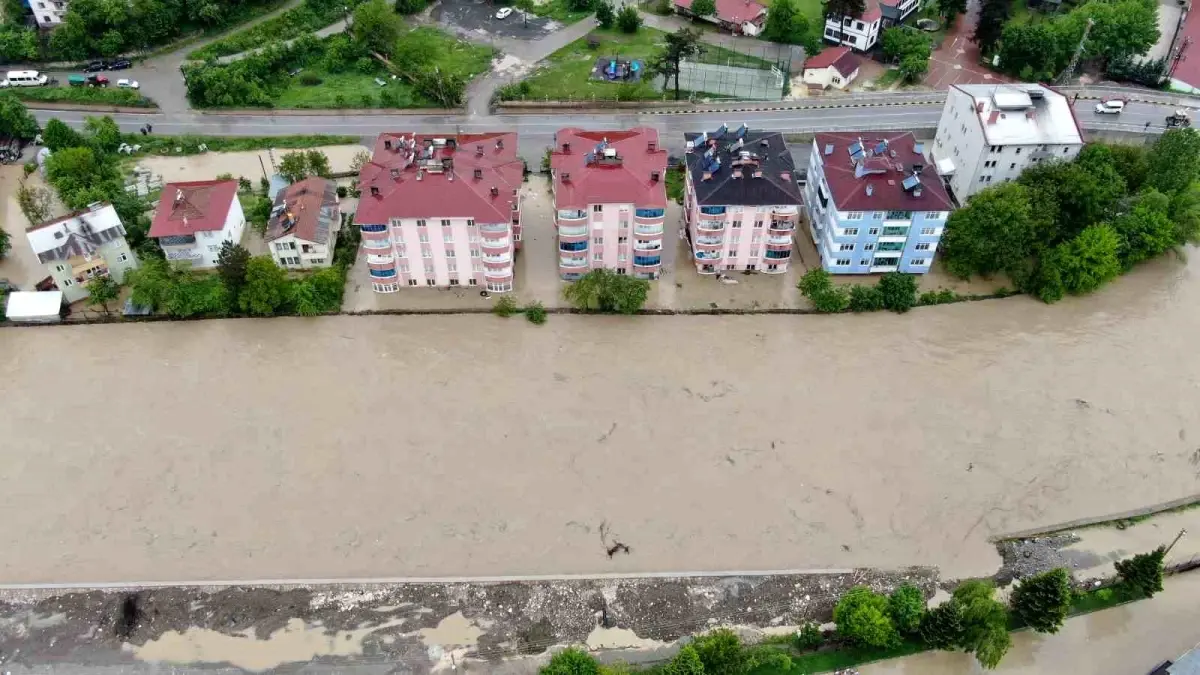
467,219,475,227
911,258,929,266
883,211,911,220
618,236,628,243
440,219,451,227
449,279,459,286
860,258,870,265
838,243,854,251
419,232,429,243
1015,148,1022,154
832,76,842,84
1010,163,1017,169
595,236,604,244
443,229,454,243
422,247,432,258
868,227,879,235
618,253,627,262
843,228,858,236
923,213,942,220
416,219,426,227
920,227,936,236
471,248,481,258
834,258,850,266
864,243,875,251
729,248,738,257
846,212,863,219
447,259,457,271
409,279,419,286
732,221,742,228
915,242,932,251
730,235,741,244
208,245,219,252
446,248,456,258
116,253,128,263
593,252,603,262
55,264,65,272
63,278,73,287
398,261,409,273
426,279,436,286
1063,147,1070,154
592,205,603,213
755,220,764,228
469,278,478,286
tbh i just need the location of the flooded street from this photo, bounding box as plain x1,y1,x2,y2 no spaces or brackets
2,252,1200,584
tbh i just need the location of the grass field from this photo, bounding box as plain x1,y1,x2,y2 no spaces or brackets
130,134,359,156
190,0,359,60
515,0,595,23
509,27,772,102
13,86,155,108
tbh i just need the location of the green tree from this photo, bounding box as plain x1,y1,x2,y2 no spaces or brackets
663,644,705,675
997,22,1066,79
1147,128,1200,196
1018,159,1126,241
887,584,926,636
690,628,745,675
278,149,332,182
1169,181,1200,245
798,268,851,313
0,224,9,260
877,272,918,313
307,266,345,311
0,92,37,140
595,0,615,27
1115,546,1166,598
562,268,650,313
353,0,403,56
834,586,899,649
85,274,121,316
898,53,929,82
291,279,321,316
1045,224,1123,297
165,272,230,318
395,0,428,14
1067,0,1159,67
540,647,600,675
125,257,174,310
493,294,519,317
1113,188,1176,267
616,5,642,32
42,118,88,151
1010,568,1072,634
216,241,252,302
239,255,291,316
690,0,716,16
941,183,1036,279
15,181,53,225
972,0,1009,53
881,26,929,62
1078,142,1150,193
647,28,701,100
84,115,122,155
939,0,967,22
848,283,884,312
952,580,1011,670
794,622,824,650
919,599,965,650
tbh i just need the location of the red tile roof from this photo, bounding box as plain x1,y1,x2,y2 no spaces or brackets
1171,10,1200,90
355,132,522,225
149,180,239,238
265,177,340,245
550,128,668,211
803,46,863,78
814,131,953,212
674,0,766,25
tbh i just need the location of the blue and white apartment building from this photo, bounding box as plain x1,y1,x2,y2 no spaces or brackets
803,130,954,274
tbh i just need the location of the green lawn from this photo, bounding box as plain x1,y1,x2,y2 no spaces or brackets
190,0,360,60
13,86,155,108
515,0,595,23
509,27,772,102
131,134,359,156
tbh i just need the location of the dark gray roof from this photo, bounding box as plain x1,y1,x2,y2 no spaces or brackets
32,215,126,264
683,128,803,207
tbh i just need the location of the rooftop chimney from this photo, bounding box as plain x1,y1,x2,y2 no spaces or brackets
370,186,380,196
561,172,570,182
476,144,484,156
384,139,392,150
866,184,874,196
651,171,661,182
490,186,499,196
473,168,483,180
495,139,504,150
648,140,657,152
390,168,400,179
562,142,571,153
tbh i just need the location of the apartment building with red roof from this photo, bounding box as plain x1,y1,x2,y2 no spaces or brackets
264,177,341,269
355,132,522,294
550,128,668,280
149,179,244,269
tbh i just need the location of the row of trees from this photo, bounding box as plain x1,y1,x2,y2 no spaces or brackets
595,2,644,34
881,26,933,83
535,546,1168,675
353,0,471,107
800,269,923,313
760,0,821,55
941,130,1200,303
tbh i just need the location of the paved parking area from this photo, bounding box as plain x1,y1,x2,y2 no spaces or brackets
432,0,560,41
924,0,1011,88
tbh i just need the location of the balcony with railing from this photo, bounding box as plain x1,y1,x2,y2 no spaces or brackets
558,209,587,222
633,241,663,252
696,219,725,232
480,222,509,233
560,240,588,253
769,220,795,232
633,255,662,268
559,256,589,268
694,250,723,261
483,252,512,264
485,266,513,280
764,249,792,261
694,236,723,249
634,222,664,236
634,207,665,224
481,236,511,250
369,267,398,279
767,234,793,245
559,223,588,237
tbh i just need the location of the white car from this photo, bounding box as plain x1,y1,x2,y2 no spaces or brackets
495,7,513,19
1095,99,1125,114
117,78,139,89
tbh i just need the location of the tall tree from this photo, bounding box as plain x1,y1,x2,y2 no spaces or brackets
647,28,701,101
973,0,1009,54
42,118,88,152
216,241,252,302
952,580,1012,670
940,182,1036,279
690,0,716,16
595,0,614,28
0,92,37,140
84,115,123,155
352,0,403,56
997,22,1066,80
85,274,121,316
278,149,333,182
1010,568,1072,634
939,0,967,23
1115,546,1166,598
562,268,650,313
1042,223,1123,298
1113,188,1176,267
239,255,291,316
15,181,53,226
1147,128,1200,196
834,587,899,649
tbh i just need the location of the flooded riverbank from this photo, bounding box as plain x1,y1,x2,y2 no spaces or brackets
1,251,1199,585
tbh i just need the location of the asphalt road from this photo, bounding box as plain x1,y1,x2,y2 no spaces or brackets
31,97,1176,160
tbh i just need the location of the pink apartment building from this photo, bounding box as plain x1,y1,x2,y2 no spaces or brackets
683,126,803,275
549,128,668,280
355,132,523,293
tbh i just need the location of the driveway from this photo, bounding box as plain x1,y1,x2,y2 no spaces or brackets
432,0,561,41
923,0,1010,88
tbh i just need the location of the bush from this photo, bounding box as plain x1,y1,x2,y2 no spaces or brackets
690,628,744,675
616,5,642,32
299,72,323,86
918,288,958,305
493,295,519,317
877,271,918,313
1115,546,1166,598
834,586,899,649
919,599,965,650
663,644,704,675
525,300,548,324
793,622,824,651
1011,568,1071,634
887,584,926,636
563,268,649,314
848,284,884,312
540,647,600,675
595,0,615,28
337,185,348,198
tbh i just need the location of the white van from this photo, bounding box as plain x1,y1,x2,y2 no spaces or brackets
1,70,49,87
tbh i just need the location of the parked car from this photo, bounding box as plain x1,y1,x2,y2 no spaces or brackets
68,74,87,87
1167,109,1192,128
109,58,132,70
84,60,107,72
1095,98,1125,114
495,7,513,18
117,78,139,89
86,74,109,87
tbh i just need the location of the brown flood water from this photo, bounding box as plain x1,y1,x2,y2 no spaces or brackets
2,254,1200,584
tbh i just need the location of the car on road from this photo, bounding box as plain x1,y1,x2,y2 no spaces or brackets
495,7,513,18
86,74,109,87
117,78,139,89
84,60,107,72
109,58,132,70
1095,98,1126,114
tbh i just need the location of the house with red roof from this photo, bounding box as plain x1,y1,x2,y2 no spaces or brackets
802,46,864,90
264,177,341,269
802,130,953,275
149,179,244,269
550,128,668,280
822,0,919,51
355,132,522,294
673,0,767,35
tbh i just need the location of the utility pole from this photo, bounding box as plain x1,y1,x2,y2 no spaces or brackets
1165,528,1188,557
1056,17,1094,86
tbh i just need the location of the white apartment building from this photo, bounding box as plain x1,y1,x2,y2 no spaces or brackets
31,0,68,27
355,132,523,294
822,0,918,51
682,125,804,275
549,128,668,281
933,83,1085,203
149,179,246,269
25,202,138,303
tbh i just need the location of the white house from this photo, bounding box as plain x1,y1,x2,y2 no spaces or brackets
25,202,138,304
149,179,245,269
31,0,68,28
932,83,1084,202
802,46,864,90
673,0,767,35
264,177,341,269
823,0,919,51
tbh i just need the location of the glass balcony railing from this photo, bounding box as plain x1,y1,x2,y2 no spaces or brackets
483,252,512,264
479,223,509,233
560,257,588,267
634,224,664,235
559,224,588,236
558,210,587,221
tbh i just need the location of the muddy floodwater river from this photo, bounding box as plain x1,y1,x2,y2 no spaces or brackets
3,255,1200,585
